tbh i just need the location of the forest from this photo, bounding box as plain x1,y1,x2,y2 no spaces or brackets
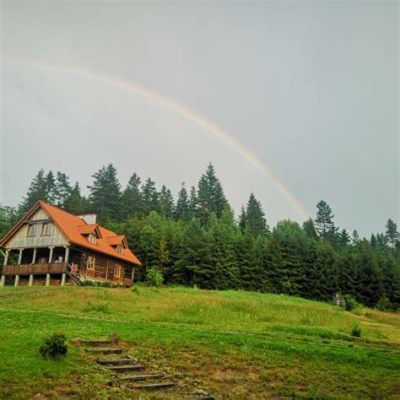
1,163,399,310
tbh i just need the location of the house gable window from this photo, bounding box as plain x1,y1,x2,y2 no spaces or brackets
41,222,52,236
27,224,39,237
86,256,96,271
116,244,124,254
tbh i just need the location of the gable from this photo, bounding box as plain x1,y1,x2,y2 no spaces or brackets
2,208,68,249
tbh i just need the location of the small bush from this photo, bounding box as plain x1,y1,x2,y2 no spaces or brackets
344,295,362,312
131,286,140,295
39,333,68,360
146,267,164,287
376,296,391,312
351,323,362,338
84,301,111,313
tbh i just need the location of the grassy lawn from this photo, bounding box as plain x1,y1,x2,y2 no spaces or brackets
0,286,399,399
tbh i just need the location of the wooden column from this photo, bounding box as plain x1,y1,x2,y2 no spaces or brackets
17,249,23,265
48,247,54,263
14,275,19,287
61,273,66,287
32,248,37,264
131,267,135,283
3,249,10,266
1,250,9,286
45,274,51,287
64,246,70,265
28,275,34,286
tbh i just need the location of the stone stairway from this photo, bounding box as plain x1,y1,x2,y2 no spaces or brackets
76,337,177,391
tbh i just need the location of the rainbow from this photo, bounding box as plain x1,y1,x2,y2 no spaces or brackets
5,57,310,219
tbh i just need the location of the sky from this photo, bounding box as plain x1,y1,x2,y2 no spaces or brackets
0,1,398,236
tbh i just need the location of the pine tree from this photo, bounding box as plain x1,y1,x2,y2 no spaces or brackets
121,173,142,219
235,231,257,290
159,185,175,218
20,170,54,212
141,178,159,216
385,219,399,249
188,186,198,218
197,164,227,226
302,218,318,240
88,164,121,222
63,182,90,215
245,193,268,237
54,172,73,208
339,229,351,247
315,200,337,240
173,218,212,286
175,183,190,221
238,206,247,232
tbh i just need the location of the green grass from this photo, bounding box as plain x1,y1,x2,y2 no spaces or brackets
0,286,399,399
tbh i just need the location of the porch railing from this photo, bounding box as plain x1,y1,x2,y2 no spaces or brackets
3,263,67,276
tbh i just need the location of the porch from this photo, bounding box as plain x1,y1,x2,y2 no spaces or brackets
1,246,71,287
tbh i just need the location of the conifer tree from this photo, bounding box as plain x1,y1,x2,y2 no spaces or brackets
54,172,73,208
63,182,90,215
238,206,247,232
385,219,399,249
141,178,159,216
88,164,121,222
121,173,142,218
303,218,318,240
159,185,175,218
245,193,268,237
20,169,56,212
315,200,337,240
197,164,227,226
175,183,190,221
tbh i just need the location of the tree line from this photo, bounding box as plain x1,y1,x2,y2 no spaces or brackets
1,163,399,310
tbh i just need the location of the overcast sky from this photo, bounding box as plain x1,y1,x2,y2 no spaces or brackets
0,1,398,236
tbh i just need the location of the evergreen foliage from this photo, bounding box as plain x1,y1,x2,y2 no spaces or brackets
5,163,400,310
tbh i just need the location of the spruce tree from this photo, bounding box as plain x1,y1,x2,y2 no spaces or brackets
54,172,73,208
121,173,142,218
315,200,337,240
141,178,159,216
88,164,121,222
245,193,268,237
302,218,318,240
385,219,399,249
63,182,90,215
197,163,227,226
159,185,175,218
175,183,190,221
20,169,54,212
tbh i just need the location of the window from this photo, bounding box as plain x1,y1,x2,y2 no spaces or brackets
88,234,96,244
116,244,124,254
27,224,39,237
86,256,96,271
41,223,52,236
114,264,122,278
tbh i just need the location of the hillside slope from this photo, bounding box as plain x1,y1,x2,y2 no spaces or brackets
0,286,399,399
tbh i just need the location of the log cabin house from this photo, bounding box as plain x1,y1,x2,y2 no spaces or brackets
0,200,141,287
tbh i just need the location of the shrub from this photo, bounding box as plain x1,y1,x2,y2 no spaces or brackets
39,333,68,360
344,295,362,312
376,296,391,311
351,323,362,338
146,267,164,287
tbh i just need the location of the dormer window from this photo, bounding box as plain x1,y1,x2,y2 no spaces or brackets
88,233,96,244
116,244,124,254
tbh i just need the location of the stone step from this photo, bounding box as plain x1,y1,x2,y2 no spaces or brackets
107,364,145,372
85,348,123,354
132,382,176,390
81,339,115,347
118,372,165,382
97,358,134,365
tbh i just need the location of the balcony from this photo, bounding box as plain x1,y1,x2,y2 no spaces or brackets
2,263,67,276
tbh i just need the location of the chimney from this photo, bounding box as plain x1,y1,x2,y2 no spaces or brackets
78,214,97,225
